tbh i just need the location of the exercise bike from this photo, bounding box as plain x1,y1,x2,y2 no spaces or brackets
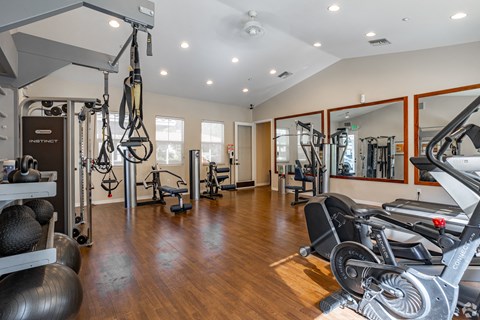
300,95,480,319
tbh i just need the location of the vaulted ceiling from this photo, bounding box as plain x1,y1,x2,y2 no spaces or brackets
16,0,480,107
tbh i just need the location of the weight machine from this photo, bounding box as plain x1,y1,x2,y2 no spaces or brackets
201,162,236,200
359,135,396,179
137,165,192,213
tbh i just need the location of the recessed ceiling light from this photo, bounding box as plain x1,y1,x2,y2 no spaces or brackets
206,80,213,85
109,20,120,28
160,70,168,76
450,12,467,20
269,69,277,75
327,4,340,12
313,42,322,47
242,88,249,93
180,41,189,49
366,32,376,37
232,57,239,63
402,17,410,22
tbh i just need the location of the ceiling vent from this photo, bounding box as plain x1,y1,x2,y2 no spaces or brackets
369,38,391,46
278,71,293,79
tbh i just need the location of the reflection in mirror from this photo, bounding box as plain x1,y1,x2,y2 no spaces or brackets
274,111,323,174
328,97,408,183
415,84,480,185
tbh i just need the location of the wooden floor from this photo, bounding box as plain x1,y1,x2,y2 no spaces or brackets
75,187,466,320
76,186,360,320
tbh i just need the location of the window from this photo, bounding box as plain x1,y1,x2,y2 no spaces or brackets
344,134,356,174
155,117,184,165
95,112,124,166
276,128,289,162
297,130,308,163
201,121,224,164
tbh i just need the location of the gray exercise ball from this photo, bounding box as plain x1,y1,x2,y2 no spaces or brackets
54,232,82,273
0,264,83,320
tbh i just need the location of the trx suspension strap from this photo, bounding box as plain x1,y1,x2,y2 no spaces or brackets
95,71,122,196
96,72,115,174
117,26,153,163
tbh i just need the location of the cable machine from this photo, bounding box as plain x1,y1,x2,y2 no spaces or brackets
359,135,396,179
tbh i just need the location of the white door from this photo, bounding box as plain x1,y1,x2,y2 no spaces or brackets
234,122,255,188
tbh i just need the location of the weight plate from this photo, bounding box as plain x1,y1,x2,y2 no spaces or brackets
330,241,380,298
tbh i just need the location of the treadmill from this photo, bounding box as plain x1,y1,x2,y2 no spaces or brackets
383,155,479,233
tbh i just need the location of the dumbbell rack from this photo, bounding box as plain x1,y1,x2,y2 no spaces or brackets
0,179,57,276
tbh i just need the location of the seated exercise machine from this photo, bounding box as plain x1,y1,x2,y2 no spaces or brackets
299,95,480,319
138,166,192,213
201,162,236,200
276,120,327,206
286,160,315,206
331,128,353,176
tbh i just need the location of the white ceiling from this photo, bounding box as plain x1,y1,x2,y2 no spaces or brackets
15,0,480,108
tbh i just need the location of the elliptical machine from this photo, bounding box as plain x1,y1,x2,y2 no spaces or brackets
300,96,480,319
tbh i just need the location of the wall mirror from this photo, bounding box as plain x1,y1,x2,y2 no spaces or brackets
327,97,408,183
414,84,480,185
274,111,324,174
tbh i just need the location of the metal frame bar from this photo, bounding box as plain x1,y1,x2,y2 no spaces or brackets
0,0,154,33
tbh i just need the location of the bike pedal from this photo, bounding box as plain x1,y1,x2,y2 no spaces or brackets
319,290,347,314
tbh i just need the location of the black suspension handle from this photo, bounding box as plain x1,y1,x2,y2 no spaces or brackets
426,95,480,195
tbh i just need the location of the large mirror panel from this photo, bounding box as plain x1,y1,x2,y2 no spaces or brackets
415,84,480,185
328,97,408,183
274,111,323,174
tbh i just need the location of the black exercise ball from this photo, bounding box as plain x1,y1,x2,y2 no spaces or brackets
0,205,36,220
24,199,55,225
54,233,82,273
0,264,83,320
0,206,42,256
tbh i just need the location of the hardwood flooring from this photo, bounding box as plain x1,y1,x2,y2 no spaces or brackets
75,187,463,320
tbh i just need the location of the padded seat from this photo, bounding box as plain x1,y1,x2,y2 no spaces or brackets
216,167,230,173
286,185,305,191
160,186,188,195
351,204,390,218
217,175,229,182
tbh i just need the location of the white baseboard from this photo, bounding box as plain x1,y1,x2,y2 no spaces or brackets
255,182,270,187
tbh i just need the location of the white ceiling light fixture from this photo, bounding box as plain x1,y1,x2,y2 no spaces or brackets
345,112,350,119
328,4,340,12
244,10,265,37
206,80,213,85
313,42,322,47
366,32,376,37
450,12,467,20
269,69,277,75
109,20,120,28
180,41,189,49
242,88,249,93
232,57,239,63
160,70,168,76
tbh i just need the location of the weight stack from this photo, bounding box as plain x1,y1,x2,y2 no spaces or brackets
22,116,67,233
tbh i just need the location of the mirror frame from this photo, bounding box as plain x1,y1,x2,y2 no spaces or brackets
414,83,480,186
273,110,324,174
327,96,409,184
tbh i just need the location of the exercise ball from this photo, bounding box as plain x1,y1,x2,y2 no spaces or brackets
0,264,83,320
24,199,54,225
54,233,82,273
0,207,42,256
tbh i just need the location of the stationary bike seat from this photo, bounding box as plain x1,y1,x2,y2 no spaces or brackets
351,204,390,219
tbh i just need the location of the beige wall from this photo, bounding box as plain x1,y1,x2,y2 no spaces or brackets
256,121,271,185
254,41,480,205
26,67,251,204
